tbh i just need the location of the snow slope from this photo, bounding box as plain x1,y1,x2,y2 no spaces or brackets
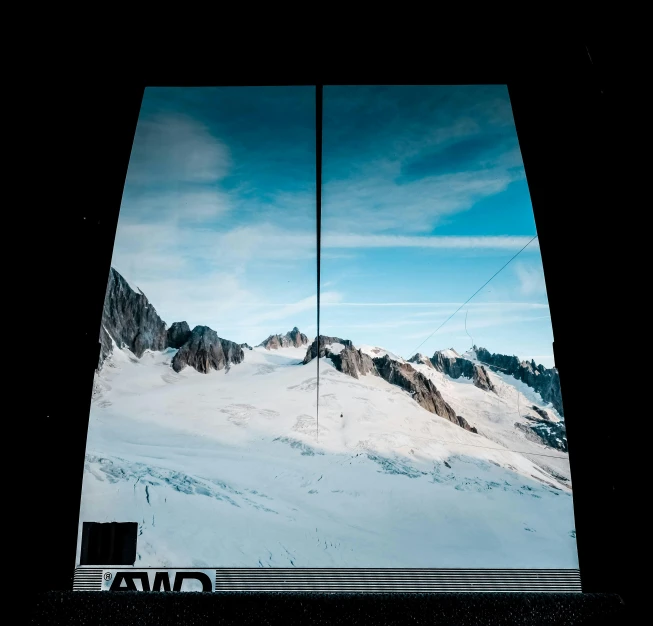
358,345,405,362
408,358,569,481
78,344,578,568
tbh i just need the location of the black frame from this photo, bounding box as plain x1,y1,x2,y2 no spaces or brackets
34,46,625,606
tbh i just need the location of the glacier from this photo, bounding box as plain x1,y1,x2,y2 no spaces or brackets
77,342,578,569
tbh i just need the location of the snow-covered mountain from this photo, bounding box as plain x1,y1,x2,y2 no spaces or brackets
430,349,496,393
258,327,310,350
98,268,167,367
305,336,474,432
80,268,577,569
474,347,563,417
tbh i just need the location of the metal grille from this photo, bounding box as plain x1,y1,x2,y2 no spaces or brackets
213,569,582,593
73,567,582,593
73,568,103,591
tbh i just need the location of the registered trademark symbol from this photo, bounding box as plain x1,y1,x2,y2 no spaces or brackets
104,572,112,581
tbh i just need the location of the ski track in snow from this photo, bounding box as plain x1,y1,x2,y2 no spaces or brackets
78,344,578,568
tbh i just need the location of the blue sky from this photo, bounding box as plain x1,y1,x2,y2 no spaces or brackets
111,85,555,367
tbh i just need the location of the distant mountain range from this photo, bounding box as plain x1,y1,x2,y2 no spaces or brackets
97,267,565,448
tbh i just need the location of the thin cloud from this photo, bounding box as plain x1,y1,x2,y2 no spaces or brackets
122,189,232,221
242,291,341,326
398,314,552,341
322,169,523,235
322,234,539,250
126,113,231,185
320,301,549,308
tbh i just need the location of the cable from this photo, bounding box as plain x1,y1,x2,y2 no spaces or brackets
464,309,474,349
410,235,539,356
427,352,565,458
469,355,556,423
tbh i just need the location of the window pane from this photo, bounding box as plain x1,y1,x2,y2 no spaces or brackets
316,85,577,568
77,87,317,568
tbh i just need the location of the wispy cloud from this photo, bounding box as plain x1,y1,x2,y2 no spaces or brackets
397,314,552,341
322,169,524,235
320,302,549,308
322,234,539,249
122,189,232,222
242,291,339,325
322,86,528,235
107,87,555,359
126,113,231,185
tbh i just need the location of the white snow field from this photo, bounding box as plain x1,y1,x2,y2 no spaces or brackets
77,344,578,569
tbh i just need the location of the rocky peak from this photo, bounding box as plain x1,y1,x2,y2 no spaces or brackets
259,327,310,350
172,326,244,374
98,267,167,368
472,364,495,393
431,350,496,393
475,346,563,416
167,321,192,349
302,335,354,364
531,405,551,421
287,327,309,347
407,353,435,369
328,345,377,379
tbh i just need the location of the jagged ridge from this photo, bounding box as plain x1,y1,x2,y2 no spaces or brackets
172,326,244,374
475,346,563,416
98,268,245,375
167,321,192,349
430,350,496,393
99,268,167,367
259,327,310,350
302,336,353,364
407,353,435,369
303,337,476,432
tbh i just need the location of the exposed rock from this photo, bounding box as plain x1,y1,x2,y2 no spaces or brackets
475,346,563,416
302,336,373,378
431,350,496,393
302,336,354,364
172,326,244,374
531,405,551,421
408,353,435,369
303,337,474,431
287,327,309,347
98,267,167,368
432,350,473,377
98,325,113,368
328,346,377,379
372,355,475,432
262,336,283,350
515,422,545,446
530,421,567,452
240,343,253,351
167,321,192,349
515,421,567,452
259,327,310,350
472,364,495,392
